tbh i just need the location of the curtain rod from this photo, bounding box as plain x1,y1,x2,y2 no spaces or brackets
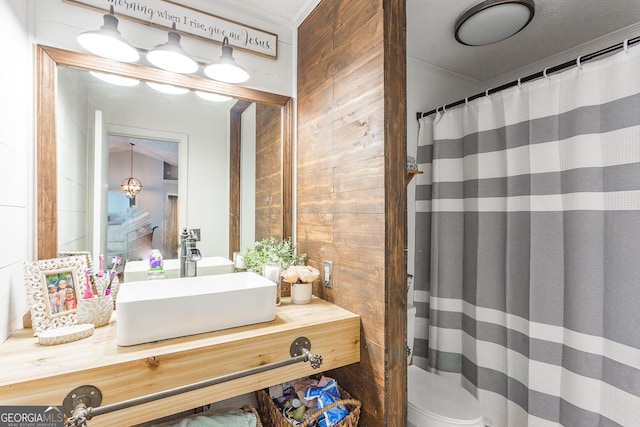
416,35,640,120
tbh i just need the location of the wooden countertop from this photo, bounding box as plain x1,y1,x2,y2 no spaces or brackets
0,297,360,426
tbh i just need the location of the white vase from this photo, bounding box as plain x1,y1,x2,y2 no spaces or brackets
76,295,114,327
290,282,312,304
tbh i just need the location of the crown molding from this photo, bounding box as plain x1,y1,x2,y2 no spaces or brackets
407,55,482,85
293,0,321,26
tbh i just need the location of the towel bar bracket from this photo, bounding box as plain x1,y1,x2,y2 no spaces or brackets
290,336,311,357
63,385,101,427
63,338,323,426
290,337,323,369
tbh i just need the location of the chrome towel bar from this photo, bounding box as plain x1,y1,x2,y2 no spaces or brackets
63,337,322,427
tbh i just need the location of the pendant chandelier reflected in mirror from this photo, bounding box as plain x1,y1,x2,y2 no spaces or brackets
121,143,142,199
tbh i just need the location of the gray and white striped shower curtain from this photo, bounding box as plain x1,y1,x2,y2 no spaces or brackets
414,46,640,426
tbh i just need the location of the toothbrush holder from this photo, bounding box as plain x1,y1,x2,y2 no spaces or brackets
76,295,114,327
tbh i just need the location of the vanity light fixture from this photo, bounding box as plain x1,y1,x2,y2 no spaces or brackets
77,5,140,62
147,23,198,74
121,143,142,199
146,82,190,95
195,91,233,102
89,71,140,87
204,36,250,84
455,0,535,46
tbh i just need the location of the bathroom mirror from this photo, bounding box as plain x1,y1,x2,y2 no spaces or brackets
36,45,292,263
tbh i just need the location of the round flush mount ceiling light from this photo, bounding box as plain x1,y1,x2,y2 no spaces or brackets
455,0,535,46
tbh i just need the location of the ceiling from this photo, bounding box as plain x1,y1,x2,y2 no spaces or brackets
200,0,640,83
406,0,640,82
109,135,179,166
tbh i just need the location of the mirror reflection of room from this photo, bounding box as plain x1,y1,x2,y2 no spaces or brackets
55,65,257,272
107,136,178,261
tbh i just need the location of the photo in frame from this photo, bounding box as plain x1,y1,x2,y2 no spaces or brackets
23,256,88,336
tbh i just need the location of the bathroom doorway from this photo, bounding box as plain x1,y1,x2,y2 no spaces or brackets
106,132,182,263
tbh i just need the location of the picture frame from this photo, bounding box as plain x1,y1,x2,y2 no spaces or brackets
58,251,93,270
23,256,88,336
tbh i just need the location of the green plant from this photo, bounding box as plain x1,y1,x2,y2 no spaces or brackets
241,237,305,273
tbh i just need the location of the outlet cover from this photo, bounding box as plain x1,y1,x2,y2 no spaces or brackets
323,260,333,288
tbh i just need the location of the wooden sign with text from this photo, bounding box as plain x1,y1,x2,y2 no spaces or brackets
64,0,278,59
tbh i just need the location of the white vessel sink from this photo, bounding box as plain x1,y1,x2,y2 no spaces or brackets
116,272,276,346
123,256,234,282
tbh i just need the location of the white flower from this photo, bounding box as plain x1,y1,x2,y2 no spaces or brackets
281,265,320,283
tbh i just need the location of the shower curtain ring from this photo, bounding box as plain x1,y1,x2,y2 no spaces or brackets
442,104,447,113
485,89,491,97
543,67,550,79
465,97,469,106
576,56,583,69
623,39,629,54
517,78,522,89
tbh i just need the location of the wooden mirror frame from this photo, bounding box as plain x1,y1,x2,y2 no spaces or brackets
36,44,292,260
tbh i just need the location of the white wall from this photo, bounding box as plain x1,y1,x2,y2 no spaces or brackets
33,0,295,97
91,86,230,258
57,63,90,252
240,103,257,251
0,0,33,343
406,57,482,305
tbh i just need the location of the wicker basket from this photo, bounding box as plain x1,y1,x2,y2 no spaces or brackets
241,405,263,427
255,385,361,427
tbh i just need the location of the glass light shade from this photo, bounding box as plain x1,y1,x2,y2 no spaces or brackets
195,91,232,102
121,176,142,199
90,71,140,86
455,0,535,46
203,40,249,84
146,82,189,95
147,31,198,74
77,12,139,62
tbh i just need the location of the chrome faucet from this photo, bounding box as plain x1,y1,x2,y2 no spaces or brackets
180,228,202,277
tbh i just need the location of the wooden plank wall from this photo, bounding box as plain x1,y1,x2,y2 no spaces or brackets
296,0,407,425
255,103,284,241
37,47,58,260
229,100,252,258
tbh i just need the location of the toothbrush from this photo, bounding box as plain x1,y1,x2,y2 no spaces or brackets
83,270,94,299
86,268,98,295
104,271,118,296
104,271,117,296
105,256,121,296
